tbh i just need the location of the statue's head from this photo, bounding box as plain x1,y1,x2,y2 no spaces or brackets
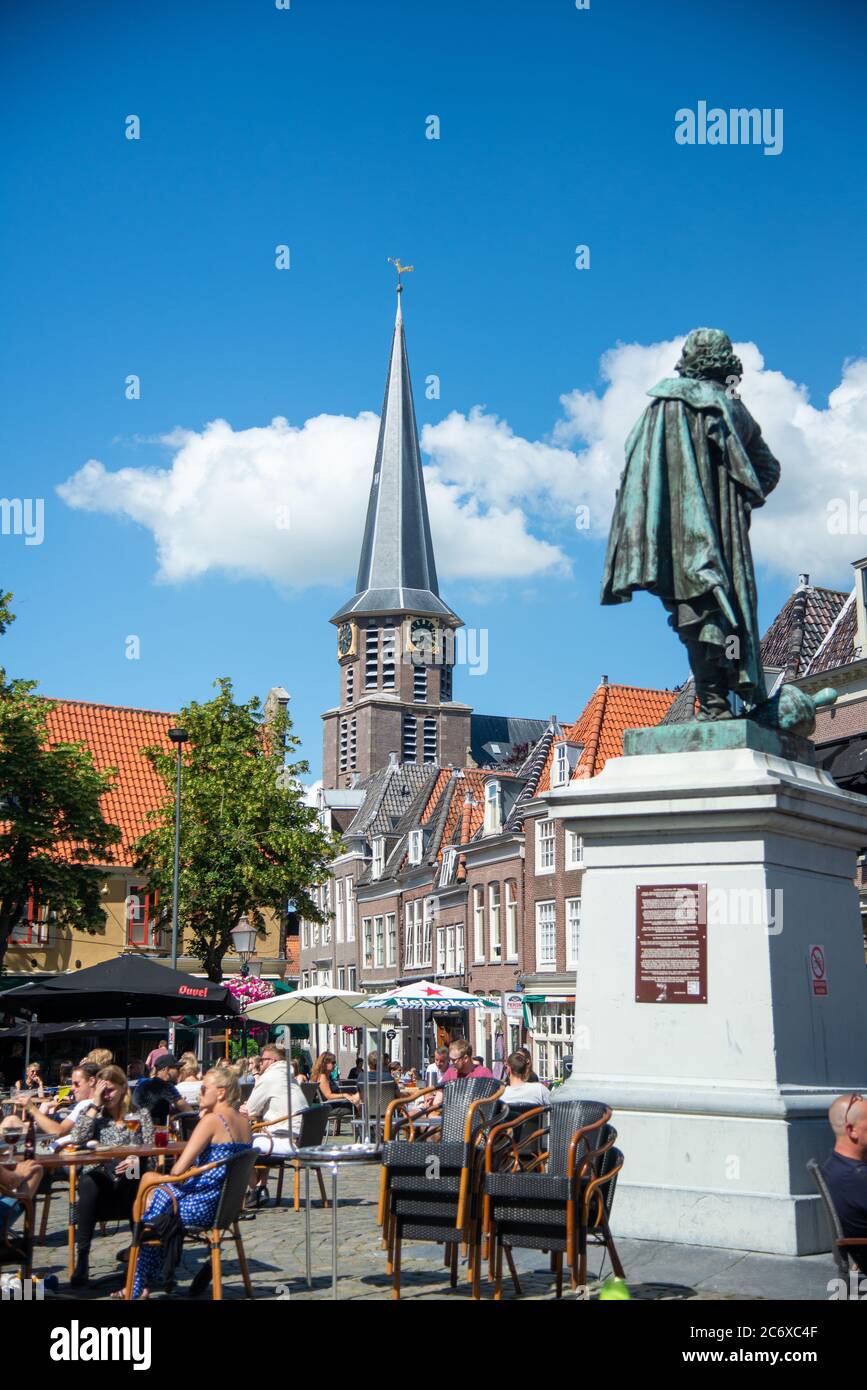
675,328,743,385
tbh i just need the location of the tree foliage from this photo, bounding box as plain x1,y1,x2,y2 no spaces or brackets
0,593,122,971
134,678,338,981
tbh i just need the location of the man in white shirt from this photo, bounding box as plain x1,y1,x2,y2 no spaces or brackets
241,1044,308,1154
10,1063,100,1148
424,1046,450,1090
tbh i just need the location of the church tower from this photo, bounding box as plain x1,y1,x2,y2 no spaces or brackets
322,279,472,788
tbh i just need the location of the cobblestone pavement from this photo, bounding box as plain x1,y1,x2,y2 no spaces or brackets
29,1156,834,1303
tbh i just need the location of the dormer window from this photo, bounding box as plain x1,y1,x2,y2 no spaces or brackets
372,836,386,879
551,741,581,788
408,829,424,865
483,780,502,836
441,847,457,882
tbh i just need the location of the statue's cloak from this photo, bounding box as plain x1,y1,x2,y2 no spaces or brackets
601,377,780,703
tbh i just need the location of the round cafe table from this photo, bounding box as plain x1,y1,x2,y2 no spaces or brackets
292,1142,382,1300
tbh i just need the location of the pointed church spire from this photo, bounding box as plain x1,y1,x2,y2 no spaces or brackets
332,277,461,625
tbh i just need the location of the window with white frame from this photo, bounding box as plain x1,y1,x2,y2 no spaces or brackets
442,848,457,882
372,837,385,879
535,900,557,970
374,915,385,968
345,878,355,941
408,829,423,865
301,919,309,950
489,882,501,961
386,912,397,967
338,967,346,990
362,917,373,969
322,912,332,945
473,886,485,962
422,902,433,967
566,831,584,869
529,1001,575,1082
483,780,502,836
566,897,581,970
536,818,555,873
301,970,310,989
436,926,446,975
335,878,344,943
348,965,357,991
404,898,423,968
505,879,518,960
456,925,465,974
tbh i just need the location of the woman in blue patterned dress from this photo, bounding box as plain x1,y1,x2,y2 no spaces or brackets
120,1064,251,1299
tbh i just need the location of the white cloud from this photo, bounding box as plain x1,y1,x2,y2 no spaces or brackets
58,340,867,593
58,412,567,587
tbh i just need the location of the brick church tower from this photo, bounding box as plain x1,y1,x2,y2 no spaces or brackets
322,284,472,788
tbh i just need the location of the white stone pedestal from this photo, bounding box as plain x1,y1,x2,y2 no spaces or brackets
544,739,867,1255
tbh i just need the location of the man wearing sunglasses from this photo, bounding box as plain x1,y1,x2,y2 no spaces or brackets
821,1092,867,1273
7,1062,100,1150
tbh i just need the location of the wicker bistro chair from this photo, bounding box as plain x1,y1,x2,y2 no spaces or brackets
123,1148,258,1300
482,1099,622,1297
379,1077,506,1299
252,1104,332,1210
807,1158,867,1296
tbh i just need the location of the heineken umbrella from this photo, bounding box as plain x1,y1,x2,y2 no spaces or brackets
244,986,391,1146
365,980,500,1009
0,955,241,1023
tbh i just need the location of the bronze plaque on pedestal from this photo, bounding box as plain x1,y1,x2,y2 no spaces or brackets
636,884,707,1004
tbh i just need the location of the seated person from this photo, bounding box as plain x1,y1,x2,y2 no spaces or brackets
15,1061,44,1095
175,1062,203,1105
243,1043,308,1154
347,1055,364,1081
424,1047,450,1089
67,1066,154,1286
0,1153,44,1244
821,1092,867,1273
310,1052,358,1106
14,1062,100,1148
133,1053,193,1124
518,1047,540,1083
119,1065,251,1300
501,1051,551,1109
439,1039,495,1083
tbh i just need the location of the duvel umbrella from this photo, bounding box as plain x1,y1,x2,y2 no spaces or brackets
0,955,240,1064
0,955,241,1023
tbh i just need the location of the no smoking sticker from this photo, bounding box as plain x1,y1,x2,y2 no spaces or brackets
809,944,828,997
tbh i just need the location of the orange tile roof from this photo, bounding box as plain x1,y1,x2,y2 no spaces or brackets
41,698,176,865
420,769,452,826
442,768,519,852
537,682,676,791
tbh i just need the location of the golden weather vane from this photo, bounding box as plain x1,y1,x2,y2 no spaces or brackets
387,257,414,291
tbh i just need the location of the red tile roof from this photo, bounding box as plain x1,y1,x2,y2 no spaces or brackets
537,682,676,792
41,698,176,864
802,591,858,676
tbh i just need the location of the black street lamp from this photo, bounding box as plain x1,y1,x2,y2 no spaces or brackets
167,728,189,970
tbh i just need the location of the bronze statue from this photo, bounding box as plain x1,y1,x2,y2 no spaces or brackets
601,328,781,722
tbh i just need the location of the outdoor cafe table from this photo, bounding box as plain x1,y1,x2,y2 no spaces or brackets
36,1144,185,1277
293,1142,383,1300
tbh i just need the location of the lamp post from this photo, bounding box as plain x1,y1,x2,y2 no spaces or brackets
231,915,260,1059
168,728,189,970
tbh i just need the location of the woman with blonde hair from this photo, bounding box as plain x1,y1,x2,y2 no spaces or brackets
67,1065,153,1286
81,1048,113,1068
119,1064,251,1300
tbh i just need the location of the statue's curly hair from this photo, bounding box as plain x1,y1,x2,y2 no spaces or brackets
675,329,742,385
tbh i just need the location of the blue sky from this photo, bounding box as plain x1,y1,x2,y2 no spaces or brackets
2,0,866,778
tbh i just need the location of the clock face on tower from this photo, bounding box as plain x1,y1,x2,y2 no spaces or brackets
337,623,354,657
409,617,436,651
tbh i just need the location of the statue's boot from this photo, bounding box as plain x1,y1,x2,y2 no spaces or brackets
686,641,734,721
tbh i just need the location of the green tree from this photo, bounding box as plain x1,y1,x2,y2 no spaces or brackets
0,593,122,972
134,678,338,982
